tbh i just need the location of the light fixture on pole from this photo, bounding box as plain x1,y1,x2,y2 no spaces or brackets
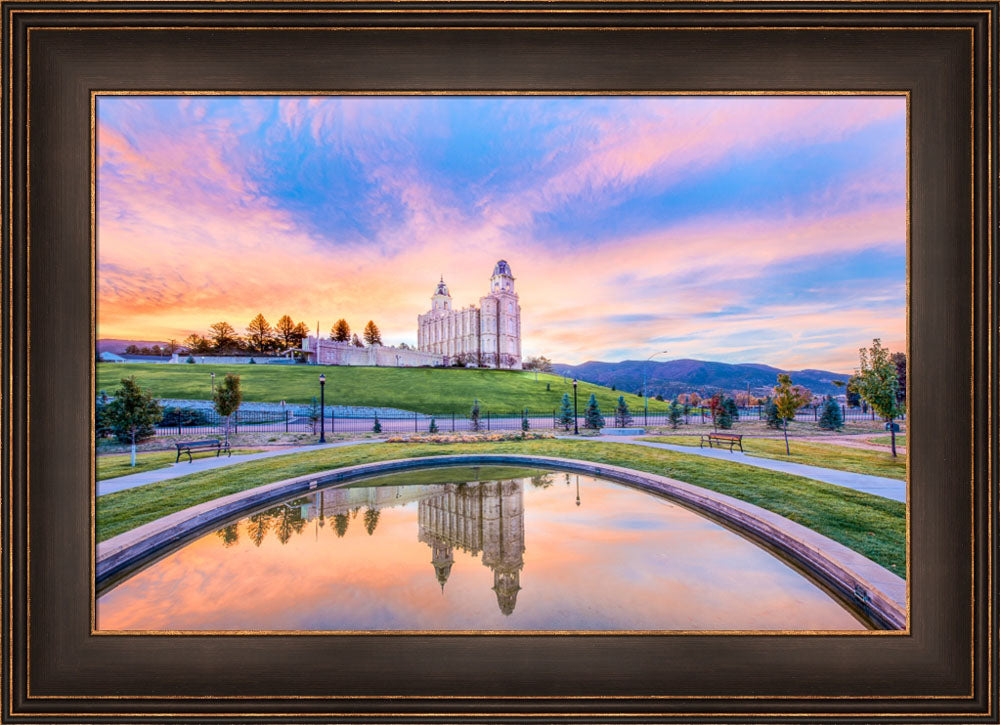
318,373,327,443
643,350,669,419
572,379,579,435
210,371,215,394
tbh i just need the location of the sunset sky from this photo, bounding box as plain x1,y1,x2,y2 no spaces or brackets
97,95,906,371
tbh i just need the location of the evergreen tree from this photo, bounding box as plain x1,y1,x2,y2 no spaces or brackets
557,393,574,431
724,397,739,422
681,401,692,424
583,393,604,430
106,376,163,466
546,382,551,392
307,396,321,433
95,390,113,439
716,404,734,430
363,320,383,346
331,319,351,342
764,397,782,429
818,395,844,431
363,507,380,536
614,396,632,428
668,400,683,429
655,393,664,402
351,333,364,348
275,314,297,350
429,417,439,433
372,414,381,433
521,409,530,432
470,399,481,432
213,373,242,447
186,355,195,364
246,313,273,353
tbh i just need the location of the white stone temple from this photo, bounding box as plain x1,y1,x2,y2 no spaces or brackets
416,260,523,369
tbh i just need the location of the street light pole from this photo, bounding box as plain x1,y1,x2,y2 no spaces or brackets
318,373,327,443
210,371,215,395
643,350,669,419
572,379,579,435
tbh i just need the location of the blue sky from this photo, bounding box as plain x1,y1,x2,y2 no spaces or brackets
97,95,906,370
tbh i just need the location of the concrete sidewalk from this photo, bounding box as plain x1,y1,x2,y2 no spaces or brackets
97,439,385,496
575,436,906,503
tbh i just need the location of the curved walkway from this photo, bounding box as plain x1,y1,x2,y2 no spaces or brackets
96,439,379,496
99,435,906,503
576,436,906,503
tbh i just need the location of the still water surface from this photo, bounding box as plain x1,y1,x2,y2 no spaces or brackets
97,466,868,631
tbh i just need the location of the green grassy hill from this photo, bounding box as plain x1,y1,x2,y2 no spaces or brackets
96,363,672,416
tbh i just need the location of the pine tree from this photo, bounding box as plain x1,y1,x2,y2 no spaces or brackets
363,320,383,346
429,417,439,433
681,401,692,424
764,397,782,429
521,409,530,432
818,396,844,431
724,397,739,422
558,393,574,431
716,404,734,430
331,319,351,342
363,507,380,536
546,382,551,391
470,399,481,432
372,414,382,433
245,314,273,353
106,376,163,466
614,396,632,428
307,396,321,433
668,401,683,429
213,373,242,447
583,393,604,430
275,314,297,350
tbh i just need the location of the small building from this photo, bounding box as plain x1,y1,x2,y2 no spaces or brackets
98,351,126,363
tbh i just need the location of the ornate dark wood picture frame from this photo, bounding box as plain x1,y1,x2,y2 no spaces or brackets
2,1,997,722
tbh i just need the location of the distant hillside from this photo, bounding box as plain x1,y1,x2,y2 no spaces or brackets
551,359,850,398
98,339,172,354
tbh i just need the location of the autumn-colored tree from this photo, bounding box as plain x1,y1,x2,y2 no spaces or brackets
209,321,238,352
363,508,380,536
363,320,383,346
331,319,351,342
246,314,273,353
183,334,210,354
275,315,297,350
773,374,812,455
291,322,310,349
351,333,364,348
856,339,905,457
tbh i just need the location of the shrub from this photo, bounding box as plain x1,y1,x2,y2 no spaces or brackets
186,355,195,364
470,399,481,432
429,417,439,433
372,414,382,433
159,406,211,428
521,410,530,432
668,401,683,429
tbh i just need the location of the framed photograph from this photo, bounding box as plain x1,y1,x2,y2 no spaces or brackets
3,1,996,722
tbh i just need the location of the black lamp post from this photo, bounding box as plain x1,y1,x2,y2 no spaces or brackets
572,378,579,435
318,373,326,443
210,371,215,395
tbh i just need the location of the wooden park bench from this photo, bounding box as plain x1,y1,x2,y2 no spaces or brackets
700,433,744,452
175,439,231,463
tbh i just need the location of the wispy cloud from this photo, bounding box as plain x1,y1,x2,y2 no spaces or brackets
97,95,906,370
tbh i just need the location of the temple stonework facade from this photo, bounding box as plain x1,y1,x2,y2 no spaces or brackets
417,260,523,369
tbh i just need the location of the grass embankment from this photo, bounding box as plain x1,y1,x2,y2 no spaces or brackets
97,449,263,481
96,363,669,416
96,439,906,575
642,436,906,481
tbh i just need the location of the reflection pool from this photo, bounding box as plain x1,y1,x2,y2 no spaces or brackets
97,466,870,631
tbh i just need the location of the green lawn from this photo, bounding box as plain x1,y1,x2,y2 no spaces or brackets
97,448,262,481
96,439,906,575
97,363,669,415
868,434,907,447
641,436,906,480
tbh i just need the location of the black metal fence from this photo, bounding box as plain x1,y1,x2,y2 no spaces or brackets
153,403,903,437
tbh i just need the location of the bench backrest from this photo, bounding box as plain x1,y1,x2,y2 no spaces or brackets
177,440,221,447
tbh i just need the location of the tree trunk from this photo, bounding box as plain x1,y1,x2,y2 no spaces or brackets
130,431,137,467
890,419,897,458
224,415,231,447
783,419,790,455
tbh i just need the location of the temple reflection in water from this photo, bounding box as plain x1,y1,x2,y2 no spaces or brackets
301,475,527,616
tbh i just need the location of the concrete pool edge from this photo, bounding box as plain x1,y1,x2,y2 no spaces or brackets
96,453,907,630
